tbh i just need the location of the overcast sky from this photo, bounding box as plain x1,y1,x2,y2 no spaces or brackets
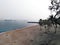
0,0,50,21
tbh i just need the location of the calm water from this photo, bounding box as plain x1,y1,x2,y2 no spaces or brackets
0,20,35,32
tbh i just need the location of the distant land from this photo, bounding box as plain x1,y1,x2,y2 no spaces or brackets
0,19,16,21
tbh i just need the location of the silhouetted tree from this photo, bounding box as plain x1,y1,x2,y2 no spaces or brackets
39,19,43,26
49,0,60,33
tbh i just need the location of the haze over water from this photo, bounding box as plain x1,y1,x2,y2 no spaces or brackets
0,0,50,21
0,0,50,32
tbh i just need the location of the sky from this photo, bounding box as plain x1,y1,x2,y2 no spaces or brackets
0,0,50,21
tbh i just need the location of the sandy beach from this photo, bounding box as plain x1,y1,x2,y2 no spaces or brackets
0,25,60,45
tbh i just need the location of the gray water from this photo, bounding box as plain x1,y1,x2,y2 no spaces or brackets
0,20,34,33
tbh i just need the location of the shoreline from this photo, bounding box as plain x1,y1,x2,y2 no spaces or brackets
0,25,41,45
0,24,60,45
0,24,38,34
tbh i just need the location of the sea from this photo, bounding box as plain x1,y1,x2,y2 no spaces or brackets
0,20,36,33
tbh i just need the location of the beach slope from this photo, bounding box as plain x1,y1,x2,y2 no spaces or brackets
0,25,60,45
0,25,44,45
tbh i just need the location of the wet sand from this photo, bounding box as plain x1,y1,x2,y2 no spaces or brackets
0,25,60,45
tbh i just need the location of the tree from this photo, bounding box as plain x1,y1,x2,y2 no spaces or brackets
49,0,60,33
49,0,60,18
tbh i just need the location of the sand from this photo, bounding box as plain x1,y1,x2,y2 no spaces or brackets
0,25,60,45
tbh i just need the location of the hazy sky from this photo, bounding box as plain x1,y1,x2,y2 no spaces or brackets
0,0,50,21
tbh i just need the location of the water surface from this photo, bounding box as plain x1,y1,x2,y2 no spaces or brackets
0,20,35,32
